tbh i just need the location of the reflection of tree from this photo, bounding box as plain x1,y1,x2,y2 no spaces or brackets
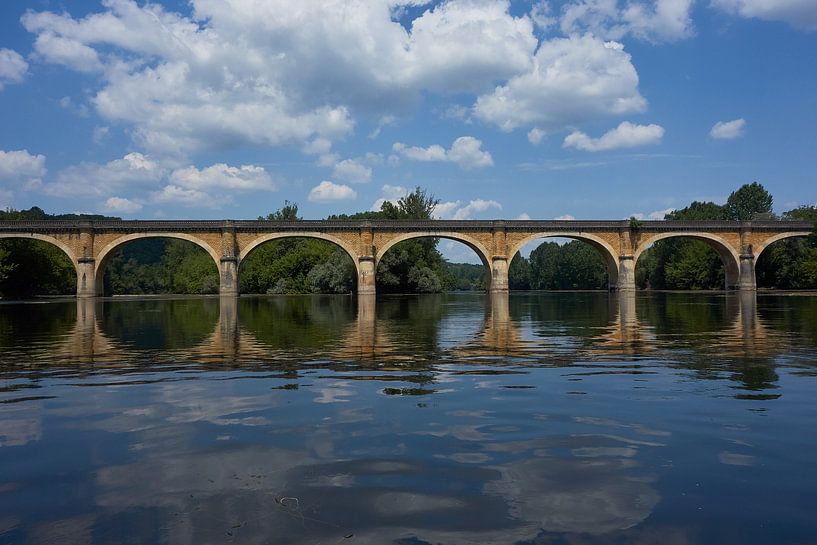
0,300,76,349
238,295,356,350
100,297,219,350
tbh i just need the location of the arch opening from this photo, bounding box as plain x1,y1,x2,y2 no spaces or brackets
375,235,490,294
508,235,619,291
96,236,220,296
634,234,739,290
755,233,817,289
239,235,358,295
0,235,77,299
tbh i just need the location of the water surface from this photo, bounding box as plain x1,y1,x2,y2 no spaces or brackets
1,292,815,544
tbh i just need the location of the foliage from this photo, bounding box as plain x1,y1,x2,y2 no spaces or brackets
447,262,489,291
0,239,76,297
756,205,817,289
307,249,356,293
629,216,643,230
510,240,608,290
725,182,774,221
637,199,728,290
259,200,300,221
102,239,219,295
508,252,531,290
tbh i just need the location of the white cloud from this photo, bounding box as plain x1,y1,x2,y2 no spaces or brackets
44,152,164,197
370,184,409,211
393,136,493,169
517,212,532,220
0,149,47,184
709,118,746,140
19,1,650,157
19,0,541,156
102,196,142,214
434,199,502,219
308,181,357,203
170,164,276,191
563,121,664,151
474,35,646,131
332,159,372,184
31,32,103,73
712,0,817,31
560,0,694,42
630,207,675,220
555,214,576,220
527,128,545,145
151,185,214,207
0,49,28,90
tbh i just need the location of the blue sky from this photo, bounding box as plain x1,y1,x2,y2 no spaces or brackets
0,0,815,244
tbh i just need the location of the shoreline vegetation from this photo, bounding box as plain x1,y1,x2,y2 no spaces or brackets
1,184,816,299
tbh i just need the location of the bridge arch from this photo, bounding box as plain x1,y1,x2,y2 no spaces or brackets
752,231,813,265
376,232,492,268
94,232,222,294
0,233,80,294
634,232,741,289
508,232,620,289
238,232,362,292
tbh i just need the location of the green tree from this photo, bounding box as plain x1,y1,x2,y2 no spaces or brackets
508,253,531,290
260,200,300,221
637,200,729,290
725,182,774,221
528,241,607,290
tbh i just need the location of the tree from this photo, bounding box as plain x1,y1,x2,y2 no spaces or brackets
508,253,531,290
260,201,300,221
725,182,773,221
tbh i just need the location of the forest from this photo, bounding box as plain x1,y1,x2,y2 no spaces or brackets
0,183,815,298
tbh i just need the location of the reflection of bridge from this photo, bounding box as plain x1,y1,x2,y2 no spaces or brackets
0,219,812,297
54,292,773,366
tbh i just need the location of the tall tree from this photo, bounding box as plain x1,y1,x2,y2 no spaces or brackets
725,182,774,221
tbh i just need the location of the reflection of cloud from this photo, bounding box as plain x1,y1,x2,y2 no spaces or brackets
719,451,756,466
0,406,41,447
28,514,95,545
485,456,660,534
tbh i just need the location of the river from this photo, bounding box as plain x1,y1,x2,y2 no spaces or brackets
1,292,815,544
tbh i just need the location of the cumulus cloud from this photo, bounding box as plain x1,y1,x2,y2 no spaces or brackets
18,0,539,156
712,0,817,31
474,35,646,131
393,136,493,169
308,181,357,203
555,214,576,220
370,184,409,211
332,159,372,184
560,0,694,42
44,152,164,197
434,199,502,219
629,207,675,220
0,149,47,184
151,185,213,207
102,196,142,214
527,128,545,145
19,1,652,156
169,164,276,191
563,121,664,151
709,118,746,140
0,49,28,90
517,212,532,220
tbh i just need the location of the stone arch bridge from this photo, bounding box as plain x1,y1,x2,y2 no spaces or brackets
0,219,812,297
